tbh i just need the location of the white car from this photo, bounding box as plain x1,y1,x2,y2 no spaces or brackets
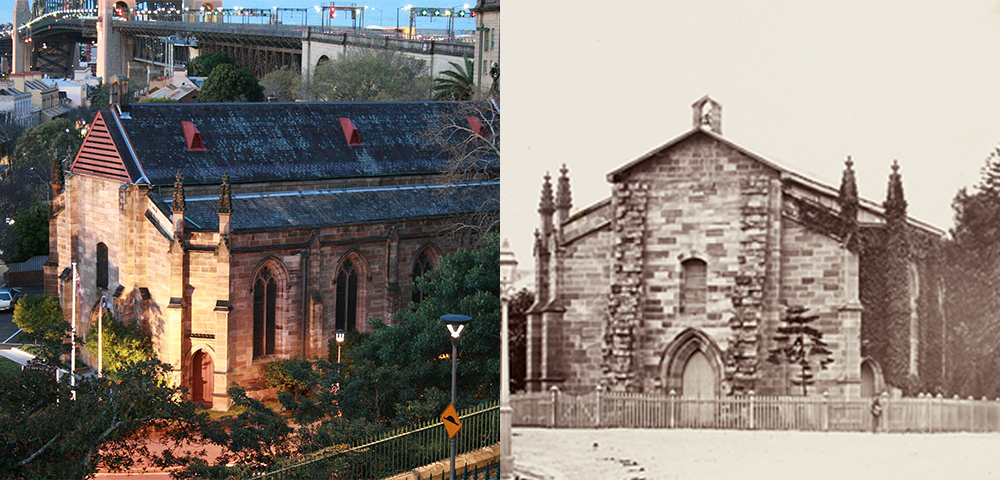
0,288,22,312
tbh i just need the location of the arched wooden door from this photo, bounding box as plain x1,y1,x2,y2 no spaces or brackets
682,351,717,426
192,350,213,405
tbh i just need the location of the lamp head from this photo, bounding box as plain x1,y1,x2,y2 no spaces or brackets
440,314,471,338
335,329,346,344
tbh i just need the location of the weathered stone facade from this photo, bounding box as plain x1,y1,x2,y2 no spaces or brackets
526,97,945,398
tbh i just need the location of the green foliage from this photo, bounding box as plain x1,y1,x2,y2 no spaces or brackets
262,358,317,396
6,202,49,263
0,358,201,479
0,355,21,377
260,66,301,101
137,97,180,103
187,52,237,77
767,305,833,396
198,63,265,103
84,313,156,381
310,49,432,102
433,56,476,100
89,83,111,111
10,118,83,171
12,294,70,365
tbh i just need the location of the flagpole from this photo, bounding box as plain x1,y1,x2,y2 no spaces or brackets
71,261,77,400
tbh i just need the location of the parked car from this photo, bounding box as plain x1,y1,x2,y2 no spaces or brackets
0,287,23,312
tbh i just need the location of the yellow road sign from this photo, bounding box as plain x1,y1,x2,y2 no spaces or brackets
440,403,461,438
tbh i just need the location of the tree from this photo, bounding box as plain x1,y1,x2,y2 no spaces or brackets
310,49,432,102
260,66,301,101
187,52,237,77
137,97,180,103
432,56,475,100
0,359,202,479
9,118,83,171
198,63,265,103
12,294,70,366
508,288,533,393
84,312,156,381
5,202,49,263
766,305,833,396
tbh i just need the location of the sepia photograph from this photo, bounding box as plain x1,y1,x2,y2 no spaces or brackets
504,1,1000,479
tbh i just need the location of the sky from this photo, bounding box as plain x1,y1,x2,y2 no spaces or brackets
503,0,1000,282
0,1,476,30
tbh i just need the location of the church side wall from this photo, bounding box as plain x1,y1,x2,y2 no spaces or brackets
556,210,611,395
778,219,853,397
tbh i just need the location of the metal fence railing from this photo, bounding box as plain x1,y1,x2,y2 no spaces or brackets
512,388,1000,433
251,402,499,479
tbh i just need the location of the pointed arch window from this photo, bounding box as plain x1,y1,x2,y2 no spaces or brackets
411,249,436,304
96,243,109,289
336,262,359,332
253,268,277,358
680,258,707,315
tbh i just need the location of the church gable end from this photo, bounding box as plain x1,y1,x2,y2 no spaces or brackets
70,111,132,182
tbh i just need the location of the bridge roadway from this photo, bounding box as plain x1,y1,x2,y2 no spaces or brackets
2,14,472,80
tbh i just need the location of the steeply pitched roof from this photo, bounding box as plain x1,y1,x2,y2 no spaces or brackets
103,101,497,186
605,126,944,236
163,180,499,232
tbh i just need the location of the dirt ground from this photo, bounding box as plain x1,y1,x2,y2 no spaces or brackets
512,427,1000,480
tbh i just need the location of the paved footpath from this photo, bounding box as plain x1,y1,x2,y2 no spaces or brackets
513,427,1000,480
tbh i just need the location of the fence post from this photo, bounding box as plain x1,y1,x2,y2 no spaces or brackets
822,391,829,432
669,390,677,429
748,390,756,430
549,386,559,428
595,384,603,428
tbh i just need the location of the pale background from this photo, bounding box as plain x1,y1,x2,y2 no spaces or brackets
504,0,1000,280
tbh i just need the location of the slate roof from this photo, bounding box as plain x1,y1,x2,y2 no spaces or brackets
165,180,499,232
108,101,497,186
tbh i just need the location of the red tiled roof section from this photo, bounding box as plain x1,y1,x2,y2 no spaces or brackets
70,111,131,182
182,120,207,151
339,117,362,146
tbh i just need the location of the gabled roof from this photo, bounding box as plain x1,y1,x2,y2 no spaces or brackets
69,110,141,182
605,126,944,236
158,180,499,233
98,101,497,186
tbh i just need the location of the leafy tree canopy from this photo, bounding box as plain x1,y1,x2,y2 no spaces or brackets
4,202,49,263
84,313,156,381
198,63,265,103
433,56,475,101
311,49,432,102
12,294,70,365
187,52,237,77
261,66,301,102
0,359,201,479
137,97,180,103
9,118,83,171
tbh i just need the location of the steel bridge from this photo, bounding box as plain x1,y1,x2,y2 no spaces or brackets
2,2,473,80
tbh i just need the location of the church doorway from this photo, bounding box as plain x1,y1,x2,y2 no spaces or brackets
861,358,884,398
661,328,723,427
682,350,716,425
192,350,214,405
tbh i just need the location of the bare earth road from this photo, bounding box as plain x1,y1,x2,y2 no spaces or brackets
512,427,1000,480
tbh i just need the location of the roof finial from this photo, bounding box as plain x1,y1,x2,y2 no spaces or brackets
50,157,64,187
884,160,907,219
539,171,555,215
172,170,185,213
218,172,232,214
556,164,572,213
839,155,859,227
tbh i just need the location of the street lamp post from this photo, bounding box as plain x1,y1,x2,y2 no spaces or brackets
498,239,518,480
335,329,346,362
398,5,412,37
98,295,110,377
441,314,471,480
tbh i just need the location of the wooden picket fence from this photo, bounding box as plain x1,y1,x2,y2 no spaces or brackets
512,388,1000,433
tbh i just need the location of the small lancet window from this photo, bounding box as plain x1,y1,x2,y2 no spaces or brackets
466,116,487,139
339,117,362,146
181,121,207,151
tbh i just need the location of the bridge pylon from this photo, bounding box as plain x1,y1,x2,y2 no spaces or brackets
12,0,30,73
97,0,124,81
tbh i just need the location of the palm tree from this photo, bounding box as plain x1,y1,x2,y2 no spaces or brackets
433,56,475,100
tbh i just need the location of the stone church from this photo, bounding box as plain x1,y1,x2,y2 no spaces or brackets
527,96,944,399
45,98,498,409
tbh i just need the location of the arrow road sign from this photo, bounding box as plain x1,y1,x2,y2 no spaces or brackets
440,403,462,438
